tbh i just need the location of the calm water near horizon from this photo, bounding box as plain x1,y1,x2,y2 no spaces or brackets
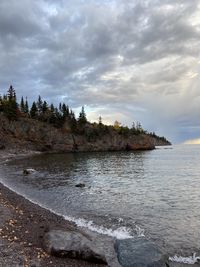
0,144,200,258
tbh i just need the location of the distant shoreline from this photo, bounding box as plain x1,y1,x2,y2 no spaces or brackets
0,114,171,154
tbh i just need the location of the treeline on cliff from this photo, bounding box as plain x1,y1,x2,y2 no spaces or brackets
0,85,170,144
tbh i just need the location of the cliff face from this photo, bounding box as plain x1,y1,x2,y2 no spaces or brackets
0,115,169,152
149,137,171,146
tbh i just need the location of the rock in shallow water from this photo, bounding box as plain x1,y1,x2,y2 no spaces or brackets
43,229,107,264
115,238,169,267
23,168,35,175
75,183,86,188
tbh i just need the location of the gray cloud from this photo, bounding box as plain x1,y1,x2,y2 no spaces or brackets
0,0,200,143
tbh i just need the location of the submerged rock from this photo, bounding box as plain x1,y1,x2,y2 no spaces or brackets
23,168,35,175
43,229,107,264
115,238,169,267
75,183,85,188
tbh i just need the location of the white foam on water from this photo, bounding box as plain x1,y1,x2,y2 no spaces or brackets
0,166,145,241
118,217,123,223
63,215,134,239
0,180,141,240
169,253,200,264
135,225,145,237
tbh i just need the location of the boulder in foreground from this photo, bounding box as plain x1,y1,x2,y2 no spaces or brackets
43,229,107,264
115,238,169,267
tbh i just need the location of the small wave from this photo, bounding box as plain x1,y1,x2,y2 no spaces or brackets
118,217,123,223
169,253,200,264
135,225,145,237
0,180,145,240
64,215,133,239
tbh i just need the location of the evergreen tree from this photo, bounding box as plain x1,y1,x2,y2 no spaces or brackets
20,96,25,113
59,102,62,112
132,122,136,130
62,103,69,118
136,122,143,133
50,103,55,113
48,104,56,124
69,110,77,132
98,116,102,125
7,85,16,101
30,101,38,118
24,97,29,114
42,101,48,114
37,95,43,117
4,85,18,120
78,106,87,125
53,107,63,128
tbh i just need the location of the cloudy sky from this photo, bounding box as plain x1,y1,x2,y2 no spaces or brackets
0,0,200,144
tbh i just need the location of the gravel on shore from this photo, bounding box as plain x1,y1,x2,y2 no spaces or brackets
0,182,107,267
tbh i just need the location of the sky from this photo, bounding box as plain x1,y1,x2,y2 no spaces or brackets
0,0,200,144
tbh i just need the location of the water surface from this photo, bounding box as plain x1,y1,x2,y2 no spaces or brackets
1,145,200,256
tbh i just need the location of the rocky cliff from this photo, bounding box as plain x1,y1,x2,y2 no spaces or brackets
0,115,170,152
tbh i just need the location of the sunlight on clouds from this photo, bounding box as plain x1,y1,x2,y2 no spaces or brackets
186,71,199,79
188,4,200,27
184,138,200,145
73,67,94,80
101,70,131,82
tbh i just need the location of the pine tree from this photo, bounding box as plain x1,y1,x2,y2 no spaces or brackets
62,103,69,118
59,102,62,112
78,106,87,125
48,104,56,124
24,97,29,114
98,116,102,125
37,95,43,117
136,122,143,133
7,85,16,101
69,110,77,132
30,101,38,118
20,96,25,113
4,85,18,120
42,101,48,114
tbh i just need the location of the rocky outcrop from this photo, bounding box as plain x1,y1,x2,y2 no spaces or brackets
115,238,169,267
150,137,171,146
0,114,170,152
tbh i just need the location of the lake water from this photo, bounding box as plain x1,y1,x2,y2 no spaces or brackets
1,145,200,259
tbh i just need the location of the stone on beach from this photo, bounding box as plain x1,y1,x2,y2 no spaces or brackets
23,168,35,175
115,237,169,267
43,229,107,264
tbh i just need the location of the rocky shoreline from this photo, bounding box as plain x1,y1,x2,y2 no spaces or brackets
0,149,199,267
0,181,109,267
0,114,171,154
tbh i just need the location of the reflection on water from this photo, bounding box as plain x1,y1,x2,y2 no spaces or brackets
1,145,200,256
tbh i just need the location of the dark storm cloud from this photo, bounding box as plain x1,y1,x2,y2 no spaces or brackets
0,0,200,142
